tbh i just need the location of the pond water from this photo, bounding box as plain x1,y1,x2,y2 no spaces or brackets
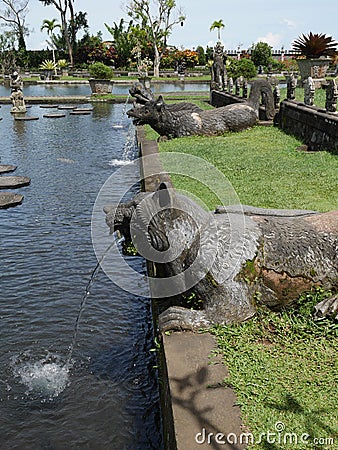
0,103,163,449
0,81,210,97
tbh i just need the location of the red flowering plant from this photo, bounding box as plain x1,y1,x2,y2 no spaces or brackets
87,43,118,66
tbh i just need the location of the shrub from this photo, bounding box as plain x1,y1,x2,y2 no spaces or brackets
88,62,113,79
227,57,257,80
196,46,206,66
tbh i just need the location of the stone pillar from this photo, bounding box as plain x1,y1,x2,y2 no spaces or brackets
304,76,315,106
325,79,338,114
286,74,297,100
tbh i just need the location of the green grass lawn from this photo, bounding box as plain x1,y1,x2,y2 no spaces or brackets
154,125,338,212
211,288,338,450
145,105,337,448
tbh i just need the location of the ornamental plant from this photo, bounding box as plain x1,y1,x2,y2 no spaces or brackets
57,59,68,70
39,59,57,71
292,32,337,59
88,62,113,79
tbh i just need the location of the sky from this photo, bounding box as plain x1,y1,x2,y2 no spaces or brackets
25,0,338,52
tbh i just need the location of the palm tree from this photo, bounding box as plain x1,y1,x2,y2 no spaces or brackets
210,19,225,41
41,18,61,75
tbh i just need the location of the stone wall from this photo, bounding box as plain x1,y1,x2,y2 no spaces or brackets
277,100,338,154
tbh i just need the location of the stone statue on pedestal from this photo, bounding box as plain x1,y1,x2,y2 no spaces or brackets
10,71,26,114
210,41,227,91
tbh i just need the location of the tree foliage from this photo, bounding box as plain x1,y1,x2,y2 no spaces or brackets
105,19,140,68
226,57,257,80
209,19,225,41
0,0,29,51
125,0,185,77
0,30,17,72
195,45,206,65
250,41,273,67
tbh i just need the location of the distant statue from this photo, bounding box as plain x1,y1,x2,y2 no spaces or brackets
210,41,227,91
10,71,26,114
304,77,315,106
286,74,297,100
273,84,281,109
242,79,248,98
228,77,234,94
235,76,247,97
325,79,338,113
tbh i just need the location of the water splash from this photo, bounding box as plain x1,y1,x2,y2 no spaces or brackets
17,362,69,399
108,122,136,166
11,352,69,400
108,159,133,166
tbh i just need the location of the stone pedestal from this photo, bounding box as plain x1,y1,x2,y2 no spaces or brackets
297,58,330,87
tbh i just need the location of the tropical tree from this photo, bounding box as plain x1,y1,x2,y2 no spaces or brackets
68,10,88,51
105,19,139,68
39,0,73,66
41,18,61,74
209,19,225,41
250,41,273,68
0,0,29,51
125,0,185,77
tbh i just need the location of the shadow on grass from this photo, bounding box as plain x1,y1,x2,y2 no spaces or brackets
266,392,337,443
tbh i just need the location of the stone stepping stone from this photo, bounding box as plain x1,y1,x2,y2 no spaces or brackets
0,176,31,189
0,192,24,209
73,107,93,112
39,104,59,108
58,105,76,110
14,116,39,121
43,113,66,118
0,165,17,174
70,109,92,115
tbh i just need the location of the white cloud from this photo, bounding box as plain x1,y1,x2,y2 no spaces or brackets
255,32,282,48
283,18,297,29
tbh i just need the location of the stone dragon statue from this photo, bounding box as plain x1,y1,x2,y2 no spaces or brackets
127,79,275,139
104,184,338,331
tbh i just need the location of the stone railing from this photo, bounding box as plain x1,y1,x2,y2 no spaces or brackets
211,75,338,153
277,100,338,154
